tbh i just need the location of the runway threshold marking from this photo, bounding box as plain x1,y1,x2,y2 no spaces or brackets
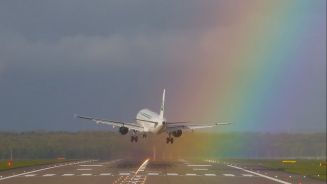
228,165,292,184
0,160,95,181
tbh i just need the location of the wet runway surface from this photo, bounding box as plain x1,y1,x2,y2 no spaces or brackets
0,159,324,184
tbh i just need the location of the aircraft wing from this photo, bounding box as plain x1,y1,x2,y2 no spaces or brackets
165,122,231,133
76,115,144,132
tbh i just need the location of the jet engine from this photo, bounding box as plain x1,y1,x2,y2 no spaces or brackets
172,130,182,137
119,127,129,135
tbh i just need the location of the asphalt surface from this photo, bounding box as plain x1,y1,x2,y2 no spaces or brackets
0,159,324,184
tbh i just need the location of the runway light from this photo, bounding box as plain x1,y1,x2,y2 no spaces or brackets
282,160,296,164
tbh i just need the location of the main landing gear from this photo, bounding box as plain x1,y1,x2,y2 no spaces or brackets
166,136,174,144
130,130,139,143
131,135,138,143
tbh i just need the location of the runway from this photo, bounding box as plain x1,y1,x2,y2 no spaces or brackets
0,159,324,184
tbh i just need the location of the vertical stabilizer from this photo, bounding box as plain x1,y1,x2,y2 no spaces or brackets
159,89,165,119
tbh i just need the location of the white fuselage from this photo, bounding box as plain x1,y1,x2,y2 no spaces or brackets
136,109,165,134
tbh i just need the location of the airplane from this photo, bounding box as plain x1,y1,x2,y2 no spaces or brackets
76,89,231,144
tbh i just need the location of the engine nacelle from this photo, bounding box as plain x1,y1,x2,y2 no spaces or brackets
172,130,182,137
119,127,129,135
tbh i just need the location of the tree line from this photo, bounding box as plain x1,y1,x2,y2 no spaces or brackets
0,131,325,160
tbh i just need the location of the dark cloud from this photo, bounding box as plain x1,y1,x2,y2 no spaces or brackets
0,0,225,41
0,0,325,132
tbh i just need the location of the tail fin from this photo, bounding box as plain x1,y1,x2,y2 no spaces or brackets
159,89,165,119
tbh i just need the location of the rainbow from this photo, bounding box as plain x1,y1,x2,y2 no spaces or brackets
167,0,325,132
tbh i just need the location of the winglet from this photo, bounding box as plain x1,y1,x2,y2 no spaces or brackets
159,89,165,119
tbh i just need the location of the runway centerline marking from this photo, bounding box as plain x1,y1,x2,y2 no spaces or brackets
204,174,216,176
228,165,292,184
99,173,112,176
185,173,197,176
242,174,254,177
119,173,130,176
24,174,36,177
62,174,74,176
43,174,56,177
193,168,208,171
223,174,235,177
81,173,92,176
187,164,212,167
77,168,92,171
79,164,103,167
148,172,159,176
0,160,95,181
167,173,179,176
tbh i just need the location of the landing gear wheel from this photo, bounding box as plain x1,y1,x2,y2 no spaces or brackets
142,134,147,138
166,137,170,144
166,137,174,144
131,136,138,143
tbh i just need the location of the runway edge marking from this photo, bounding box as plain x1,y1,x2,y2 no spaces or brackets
227,165,291,184
0,160,95,181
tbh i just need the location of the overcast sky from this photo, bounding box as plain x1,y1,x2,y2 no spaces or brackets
0,0,325,132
